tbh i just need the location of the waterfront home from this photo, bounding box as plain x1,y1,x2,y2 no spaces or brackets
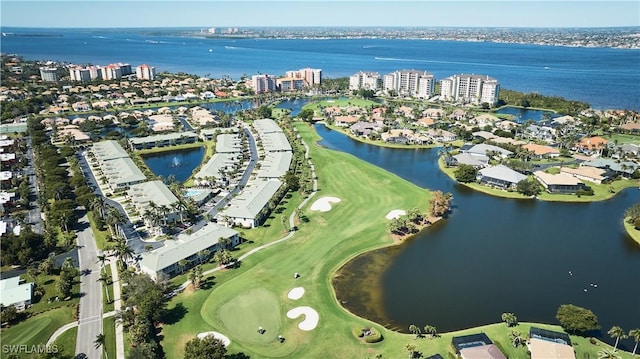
478,165,527,189
217,179,283,228
334,115,359,127
422,108,445,120
495,120,518,131
472,130,497,141
527,327,576,359
424,129,458,142
533,170,584,194
55,124,91,144
139,223,239,281
452,333,506,359
463,143,513,158
350,121,376,137
381,129,413,144
560,166,607,184
147,114,175,132
581,158,637,178
395,105,415,119
0,276,33,311
71,101,91,112
522,143,561,159
194,153,238,186
451,152,489,168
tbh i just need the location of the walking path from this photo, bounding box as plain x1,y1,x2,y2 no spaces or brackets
46,311,116,346
111,258,125,359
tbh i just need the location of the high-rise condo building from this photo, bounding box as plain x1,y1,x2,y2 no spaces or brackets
349,71,382,91
69,66,92,82
440,74,500,105
101,65,123,81
383,69,435,98
284,68,322,87
251,74,277,93
39,67,59,82
136,64,156,80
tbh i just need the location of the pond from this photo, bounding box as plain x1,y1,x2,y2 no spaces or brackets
141,146,205,183
319,124,640,350
494,106,560,123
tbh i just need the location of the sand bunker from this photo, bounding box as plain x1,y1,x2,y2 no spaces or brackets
286,306,319,331
287,287,305,300
309,197,341,212
385,209,406,220
197,331,231,346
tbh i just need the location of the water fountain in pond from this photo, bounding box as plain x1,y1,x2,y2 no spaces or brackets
170,156,182,168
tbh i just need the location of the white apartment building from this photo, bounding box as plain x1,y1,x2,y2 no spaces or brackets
440,74,500,105
136,64,156,80
251,74,277,93
69,66,91,82
349,71,382,91
101,64,123,81
39,67,58,82
383,69,435,98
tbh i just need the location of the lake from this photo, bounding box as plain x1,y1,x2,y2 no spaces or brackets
141,146,204,183
319,124,640,350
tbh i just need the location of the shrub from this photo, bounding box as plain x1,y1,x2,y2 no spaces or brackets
363,329,383,343
576,186,594,196
352,327,364,338
589,337,598,345
634,217,640,230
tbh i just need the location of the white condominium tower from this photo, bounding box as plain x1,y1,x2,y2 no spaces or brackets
349,71,382,91
383,69,435,98
136,64,156,80
440,74,500,105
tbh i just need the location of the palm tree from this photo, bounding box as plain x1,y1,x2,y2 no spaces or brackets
188,268,197,288
597,348,622,359
608,326,627,351
27,266,39,282
113,241,134,265
405,343,416,359
106,207,126,238
219,237,232,249
501,312,518,327
96,254,108,273
98,271,110,302
628,328,640,356
178,259,188,275
94,333,108,359
408,324,421,339
423,325,437,339
38,256,55,275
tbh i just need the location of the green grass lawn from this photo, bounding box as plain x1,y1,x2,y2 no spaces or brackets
53,326,77,359
602,133,640,145
623,218,640,245
302,98,379,112
103,316,117,359
1,307,75,358
88,211,111,251
158,121,635,358
102,264,115,313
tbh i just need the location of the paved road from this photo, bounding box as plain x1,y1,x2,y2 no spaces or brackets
77,152,162,255
24,137,44,234
190,126,258,233
75,213,103,359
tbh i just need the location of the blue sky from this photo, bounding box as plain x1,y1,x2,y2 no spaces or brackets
2,1,639,28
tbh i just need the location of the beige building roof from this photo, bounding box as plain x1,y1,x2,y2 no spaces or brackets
460,344,507,359
523,143,560,156
534,170,583,186
560,166,607,182
528,338,576,359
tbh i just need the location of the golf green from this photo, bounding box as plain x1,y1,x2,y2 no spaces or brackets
205,287,282,345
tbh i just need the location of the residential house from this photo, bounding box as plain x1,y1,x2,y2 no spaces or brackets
0,276,33,310
451,152,489,168
527,327,576,359
422,108,445,120
350,121,376,137
334,115,359,127
478,165,527,189
416,117,436,127
472,130,497,141
580,158,636,178
452,333,506,359
217,179,283,228
464,143,513,159
577,136,608,155
471,113,500,128
424,129,457,142
381,129,413,144
522,144,560,159
533,170,584,194
560,166,608,184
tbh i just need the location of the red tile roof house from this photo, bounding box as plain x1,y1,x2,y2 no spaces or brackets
577,136,608,155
